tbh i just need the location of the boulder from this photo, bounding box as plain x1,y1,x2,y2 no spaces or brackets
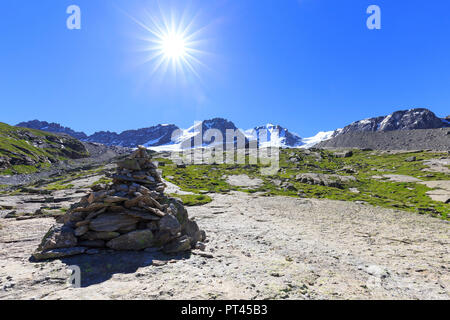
80,231,120,241
182,220,203,246
159,214,181,235
89,214,138,232
78,240,106,248
104,196,129,203
33,247,86,261
74,225,89,237
153,230,177,247
334,150,353,158
295,173,356,189
163,235,191,253
167,200,188,226
125,210,161,221
106,230,154,251
73,202,109,213
117,159,142,171
88,191,107,204
37,224,77,251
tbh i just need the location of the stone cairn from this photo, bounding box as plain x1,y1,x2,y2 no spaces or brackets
33,146,206,261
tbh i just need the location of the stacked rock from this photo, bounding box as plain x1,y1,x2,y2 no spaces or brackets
33,146,206,261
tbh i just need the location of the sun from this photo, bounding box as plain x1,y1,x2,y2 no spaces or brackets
161,32,187,60
124,6,208,80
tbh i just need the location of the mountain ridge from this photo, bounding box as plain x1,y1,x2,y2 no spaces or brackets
318,108,450,150
16,118,306,149
333,108,449,137
15,108,449,150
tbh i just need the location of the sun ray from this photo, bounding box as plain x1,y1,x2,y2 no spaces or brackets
124,2,210,83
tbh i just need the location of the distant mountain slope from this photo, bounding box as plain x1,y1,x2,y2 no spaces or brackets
17,120,180,149
17,119,307,149
317,128,450,151
85,124,179,148
17,120,88,140
16,108,447,151
334,108,449,137
318,108,450,150
0,122,89,174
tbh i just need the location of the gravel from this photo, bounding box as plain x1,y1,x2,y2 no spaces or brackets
0,191,448,300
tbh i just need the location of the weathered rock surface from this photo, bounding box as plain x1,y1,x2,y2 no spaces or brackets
80,231,121,241
163,235,191,253
89,214,138,232
36,224,77,252
295,173,356,189
334,150,353,158
32,247,87,261
423,158,450,174
372,174,422,183
419,180,450,203
106,230,154,251
318,128,450,151
1,192,448,300
159,214,181,236
334,108,449,136
226,175,263,188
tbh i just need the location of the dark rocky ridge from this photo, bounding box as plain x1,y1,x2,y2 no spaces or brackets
18,121,180,149
17,118,305,148
317,128,450,151
84,124,179,148
335,108,449,137
16,108,449,150
17,120,88,141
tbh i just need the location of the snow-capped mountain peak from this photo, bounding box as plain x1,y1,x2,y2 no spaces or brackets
300,130,337,149
244,124,303,148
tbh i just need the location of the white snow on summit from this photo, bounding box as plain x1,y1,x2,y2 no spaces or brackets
299,130,337,149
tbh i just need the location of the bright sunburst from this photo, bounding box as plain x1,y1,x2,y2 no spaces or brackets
161,32,187,60
125,5,208,80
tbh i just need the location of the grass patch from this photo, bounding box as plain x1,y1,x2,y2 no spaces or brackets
39,208,67,217
169,193,212,206
91,177,113,187
44,183,75,191
0,122,89,175
10,165,39,174
158,149,450,219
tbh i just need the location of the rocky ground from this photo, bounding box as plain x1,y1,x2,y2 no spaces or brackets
0,165,115,220
0,140,129,187
0,190,448,300
0,148,449,300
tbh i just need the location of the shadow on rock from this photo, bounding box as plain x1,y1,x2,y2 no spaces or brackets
31,251,191,288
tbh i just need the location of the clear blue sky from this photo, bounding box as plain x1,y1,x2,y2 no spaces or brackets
1,0,449,137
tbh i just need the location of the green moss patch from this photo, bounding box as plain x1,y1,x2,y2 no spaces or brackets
44,183,75,191
158,149,449,219
0,122,89,175
169,194,212,206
